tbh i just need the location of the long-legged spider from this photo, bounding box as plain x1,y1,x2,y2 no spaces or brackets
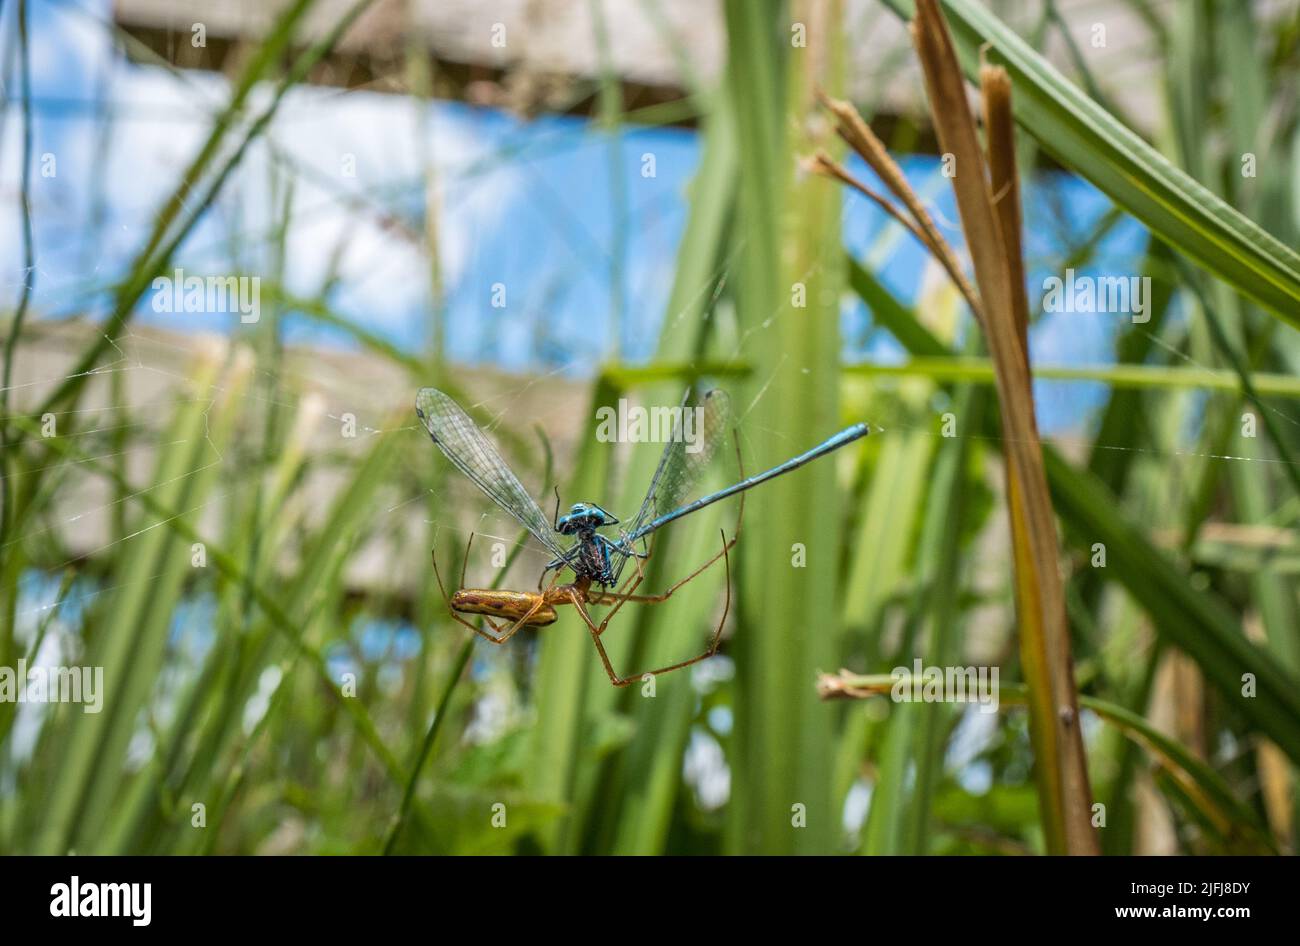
431,492,743,687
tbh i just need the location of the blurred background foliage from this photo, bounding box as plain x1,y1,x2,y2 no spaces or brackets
1,0,1299,854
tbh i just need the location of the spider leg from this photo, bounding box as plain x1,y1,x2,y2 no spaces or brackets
568,561,644,683
599,538,653,604
591,532,731,604
455,534,516,634
477,567,568,645
458,533,474,587
594,552,646,637
577,530,732,687
591,485,745,605
537,548,575,591
432,547,507,643
589,531,654,607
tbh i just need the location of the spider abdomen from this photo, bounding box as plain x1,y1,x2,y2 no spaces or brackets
450,589,559,626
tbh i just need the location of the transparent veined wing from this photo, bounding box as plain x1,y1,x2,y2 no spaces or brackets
610,388,731,584
415,387,569,560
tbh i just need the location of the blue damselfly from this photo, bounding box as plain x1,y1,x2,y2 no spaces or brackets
416,386,867,685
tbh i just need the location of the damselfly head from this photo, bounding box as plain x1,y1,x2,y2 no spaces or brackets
557,502,617,535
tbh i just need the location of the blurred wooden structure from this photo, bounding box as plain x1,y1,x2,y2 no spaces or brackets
113,0,1168,138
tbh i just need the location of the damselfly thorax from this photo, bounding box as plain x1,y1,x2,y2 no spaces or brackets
551,501,622,586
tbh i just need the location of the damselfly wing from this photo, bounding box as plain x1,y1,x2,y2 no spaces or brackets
414,388,569,562
608,388,732,585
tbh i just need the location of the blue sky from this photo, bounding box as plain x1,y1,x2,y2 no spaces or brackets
2,0,1152,432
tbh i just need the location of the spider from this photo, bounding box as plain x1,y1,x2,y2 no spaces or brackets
431,492,743,688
